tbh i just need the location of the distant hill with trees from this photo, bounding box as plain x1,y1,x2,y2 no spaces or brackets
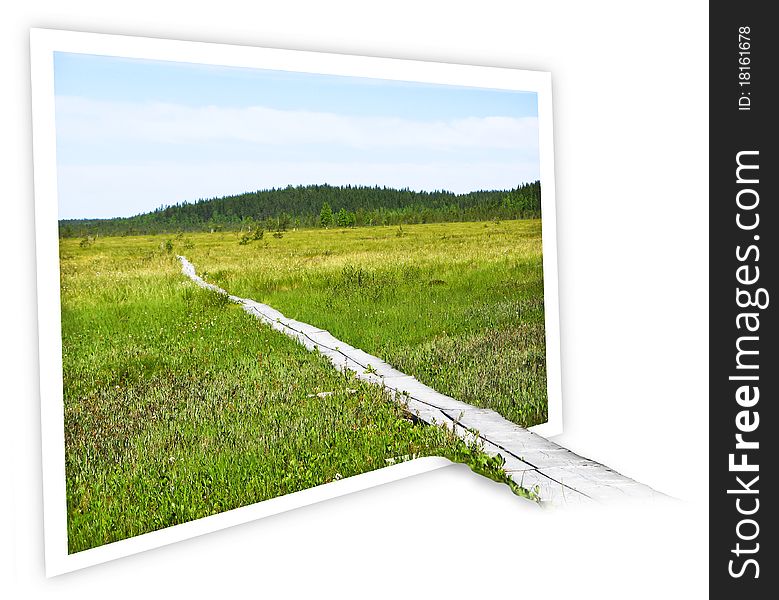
59,181,541,237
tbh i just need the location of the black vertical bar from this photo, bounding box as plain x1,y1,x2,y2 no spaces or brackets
710,2,774,596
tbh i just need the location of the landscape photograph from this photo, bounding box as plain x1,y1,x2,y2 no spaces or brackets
53,51,550,553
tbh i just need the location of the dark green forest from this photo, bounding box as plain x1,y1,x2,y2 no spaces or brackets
59,181,541,237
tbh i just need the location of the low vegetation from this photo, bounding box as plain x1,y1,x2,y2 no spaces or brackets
61,229,539,553
183,219,547,427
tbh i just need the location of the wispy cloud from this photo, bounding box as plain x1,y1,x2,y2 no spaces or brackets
55,96,539,153
55,93,540,218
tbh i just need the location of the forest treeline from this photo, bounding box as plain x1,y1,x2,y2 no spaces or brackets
59,181,541,237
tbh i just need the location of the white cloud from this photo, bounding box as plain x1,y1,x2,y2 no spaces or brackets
55,96,538,152
55,96,540,218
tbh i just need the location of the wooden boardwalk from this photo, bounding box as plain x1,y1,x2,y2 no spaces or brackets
179,256,663,506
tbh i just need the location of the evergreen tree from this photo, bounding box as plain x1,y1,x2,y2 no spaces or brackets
320,202,334,228
58,182,541,237
336,207,349,227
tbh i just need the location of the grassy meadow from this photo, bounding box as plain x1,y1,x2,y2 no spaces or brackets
60,223,538,552
186,219,547,427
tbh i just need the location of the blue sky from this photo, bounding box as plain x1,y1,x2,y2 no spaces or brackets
54,53,539,219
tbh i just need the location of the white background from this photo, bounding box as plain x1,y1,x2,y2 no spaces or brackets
0,1,708,598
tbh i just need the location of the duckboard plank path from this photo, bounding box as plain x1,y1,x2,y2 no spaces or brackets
179,256,664,507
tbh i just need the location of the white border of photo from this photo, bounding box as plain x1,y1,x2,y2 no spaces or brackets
30,28,561,576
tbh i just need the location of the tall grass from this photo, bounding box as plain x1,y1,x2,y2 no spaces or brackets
60,234,531,553
185,220,547,426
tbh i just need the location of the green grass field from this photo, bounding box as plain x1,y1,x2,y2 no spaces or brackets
186,219,547,426
60,220,542,552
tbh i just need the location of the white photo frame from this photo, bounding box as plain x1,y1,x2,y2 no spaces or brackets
30,28,561,576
